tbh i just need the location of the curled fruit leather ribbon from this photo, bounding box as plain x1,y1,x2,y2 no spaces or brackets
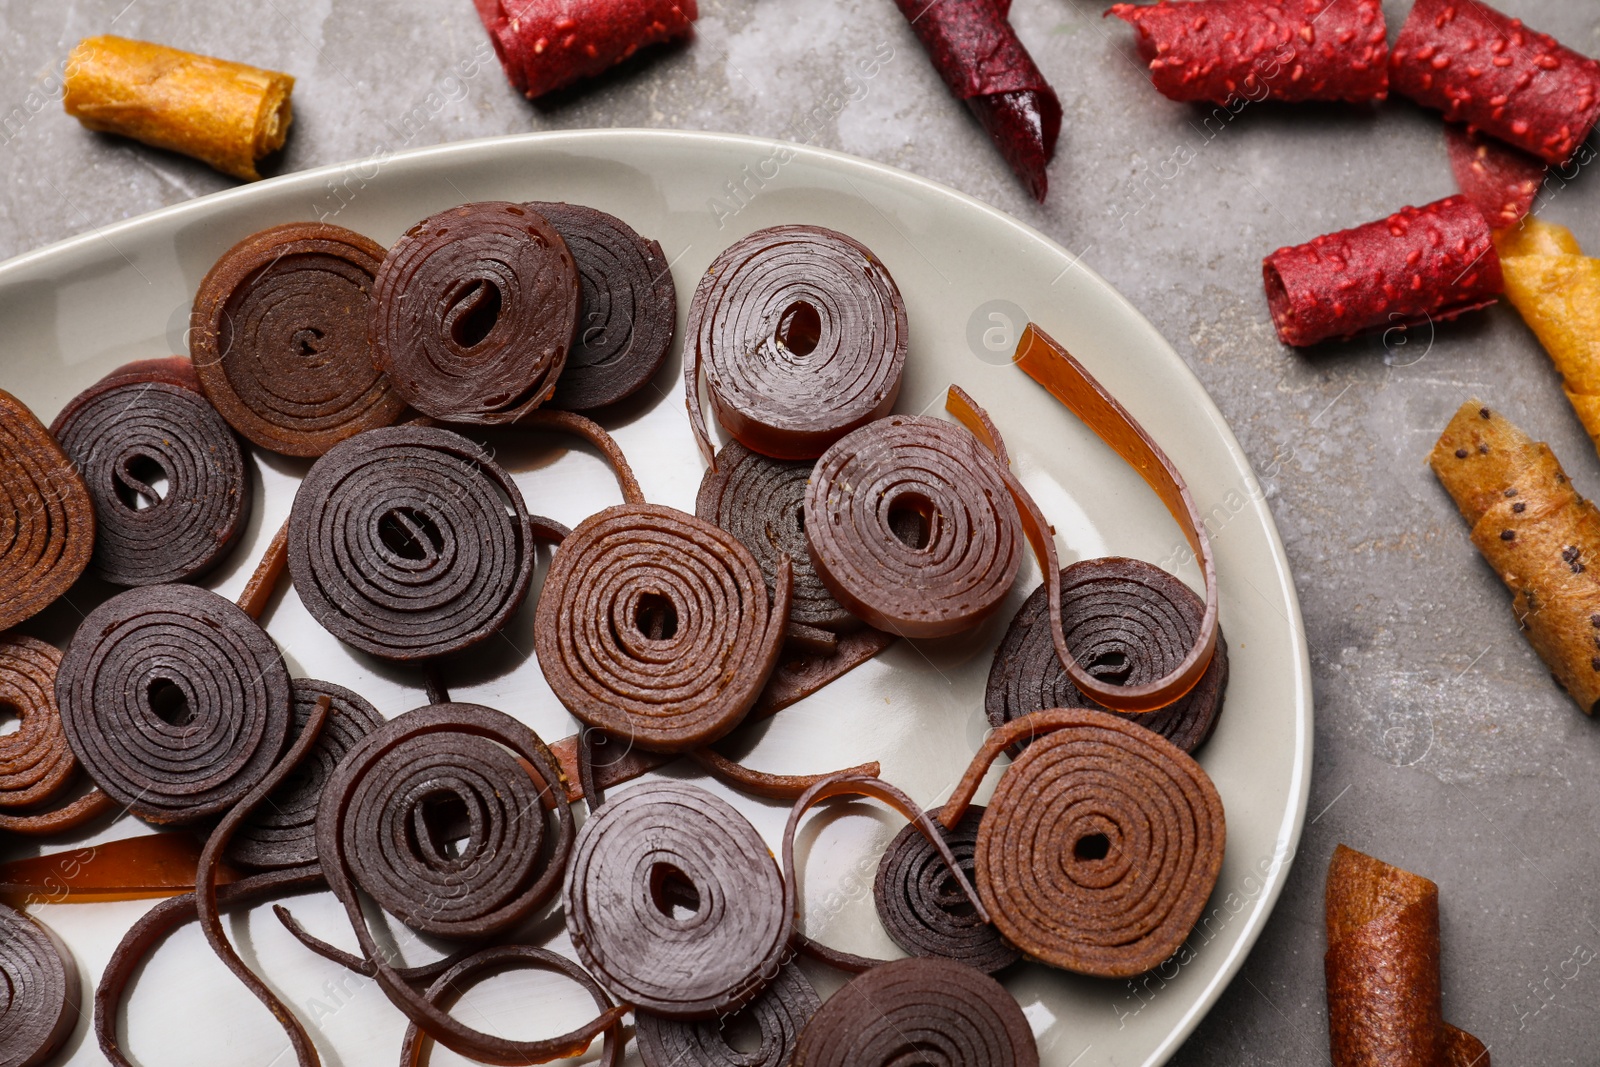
191,222,405,456
636,963,820,1067
792,956,1038,1067
307,702,625,1063
685,225,908,463
476,0,699,101
57,584,292,825
0,633,114,835
1446,124,1546,231
1391,0,1600,167
563,780,789,1017
1262,195,1503,348
804,415,1022,639
51,369,251,587
0,903,80,1067
875,806,1021,974
288,425,535,660
0,389,94,632
1325,845,1489,1067
226,680,384,870
940,708,1225,977
1108,0,1389,105
892,0,1061,201
371,201,579,424
697,440,859,636
529,201,677,412
987,558,1229,755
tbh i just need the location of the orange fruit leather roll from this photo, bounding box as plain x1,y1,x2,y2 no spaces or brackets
62,35,293,180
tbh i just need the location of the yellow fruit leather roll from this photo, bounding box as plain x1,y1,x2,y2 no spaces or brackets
63,35,293,180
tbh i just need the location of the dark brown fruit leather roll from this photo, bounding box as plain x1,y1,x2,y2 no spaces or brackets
685,225,907,463
57,583,292,826
227,679,384,869
697,440,858,633
0,389,94,632
0,903,80,1067
791,956,1039,1067
986,558,1230,754
563,780,789,1018
0,632,113,836
528,201,677,412
51,378,251,587
534,503,791,752
1325,844,1489,1067
371,201,579,424
940,708,1225,978
804,415,1022,638
191,221,406,456
875,805,1021,974
636,962,820,1067
288,425,535,660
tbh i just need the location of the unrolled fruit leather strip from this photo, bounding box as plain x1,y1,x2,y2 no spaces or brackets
477,0,698,101
1108,0,1389,105
1446,124,1546,232
891,0,1061,201
1262,195,1503,347
0,833,244,905
0,903,80,1067
63,36,292,180
1325,844,1489,1066
191,222,406,456
1493,220,1600,459
1390,0,1600,167
1430,401,1600,715
0,389,94,633
0,633,115,836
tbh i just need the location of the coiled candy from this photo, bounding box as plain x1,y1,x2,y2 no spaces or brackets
0,633,113,835
0,389,94,631
0,904,81,1067
636,963,820,1067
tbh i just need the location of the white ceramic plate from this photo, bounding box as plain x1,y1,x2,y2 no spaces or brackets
1,130,1310,1067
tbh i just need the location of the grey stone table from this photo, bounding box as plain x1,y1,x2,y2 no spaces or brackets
3,0,1598,1062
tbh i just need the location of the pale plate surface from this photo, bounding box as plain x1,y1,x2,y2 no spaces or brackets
1,130,1311,1067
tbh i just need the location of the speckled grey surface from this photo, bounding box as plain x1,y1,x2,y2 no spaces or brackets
3,0,1599,1062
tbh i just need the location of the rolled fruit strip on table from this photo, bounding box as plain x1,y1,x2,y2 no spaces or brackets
1445,123,1546,231
475,0,699,100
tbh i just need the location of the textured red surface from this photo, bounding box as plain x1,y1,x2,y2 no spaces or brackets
1107,0,1388,104
1262,195,1503,347
477,0,698,100
892,0,1060,200
1446,122,1546,230
1391,0,1600,166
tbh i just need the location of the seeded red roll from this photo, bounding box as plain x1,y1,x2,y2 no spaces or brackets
1108,0,1389,105
476,0,698,100
892,0,1062,201
1446,124,1546,231
1262,195,1503,347
1391,0,1600,167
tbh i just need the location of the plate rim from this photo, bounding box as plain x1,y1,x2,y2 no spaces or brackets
0,127,1313,1067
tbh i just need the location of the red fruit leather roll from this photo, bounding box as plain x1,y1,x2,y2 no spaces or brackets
1108,0,1389,105
1391,0,1600,166
1446,123,1546,230
892,0,1062,201
1262,195,1503,347
477,0,698,100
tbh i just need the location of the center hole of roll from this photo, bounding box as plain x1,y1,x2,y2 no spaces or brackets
775,300,821,356
649,863,701,920
379,507,444,562
447,279,503,350
114,454,169,511
635,593,678,640
0,701,19,737
1088,651,1133,686
291,327,324,359
147,679,194,727
888,493,935,551
420,792,472,861
721,1010,765,1054
1074,833,1111,862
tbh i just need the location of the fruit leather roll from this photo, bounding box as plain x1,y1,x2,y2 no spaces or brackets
1431,401,1600,716
1391,0,1600,166
1107,0,1388,105
892,0,1062,201
1446,124,1546,231
1325,845,1489,1066
476,0,698,100
1262,195,1502,347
